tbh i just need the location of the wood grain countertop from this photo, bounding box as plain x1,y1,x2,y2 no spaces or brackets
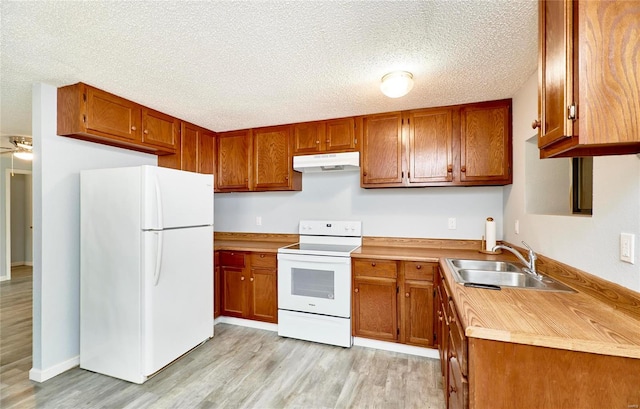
217,234,640,359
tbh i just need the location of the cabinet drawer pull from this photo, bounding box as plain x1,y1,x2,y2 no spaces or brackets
371,262,376,267
260,254,265,258
532,119,541,129
416,264,421,269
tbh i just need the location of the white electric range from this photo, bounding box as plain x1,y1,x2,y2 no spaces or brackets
277,220,362,347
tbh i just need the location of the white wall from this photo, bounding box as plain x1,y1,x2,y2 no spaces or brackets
0,156,32,279
215,172,504,240
504,73,640,291
31,83,157,381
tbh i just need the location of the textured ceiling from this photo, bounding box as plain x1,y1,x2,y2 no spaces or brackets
0,1,537,149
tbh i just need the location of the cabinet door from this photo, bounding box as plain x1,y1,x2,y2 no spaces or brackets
221,266,246,317
141,108,179,152
353,276,398,341
408,108,454,183
249,268,277,323
361,113,403,186
214,252,221,318
325,118,356,152
402,280,434,347
180,122,199,172
293,121,324,154
460,101,512,185
217,130,252,191
537,0,576,149
253,125,292,190
85,86,142,142
198,129,216,175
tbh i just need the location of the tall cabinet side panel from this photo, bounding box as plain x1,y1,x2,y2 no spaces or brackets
80,167,145,384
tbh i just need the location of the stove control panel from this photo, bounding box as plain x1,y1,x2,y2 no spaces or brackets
299,220,362,237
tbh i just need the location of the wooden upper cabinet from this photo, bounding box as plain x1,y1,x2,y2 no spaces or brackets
58,82,178,155
325,118,357,152
84,86,142,143
217,130,252,192
141,108,179,152
253,125,301,191
537,0,576,149
408,108,454,184
292,117,358,155
293,121,325,154
460,100,512,185
361,112,403,186
180,122,199,173
536,0,640,158
198,129,216,175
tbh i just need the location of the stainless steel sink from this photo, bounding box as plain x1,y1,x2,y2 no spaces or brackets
445,259,575,292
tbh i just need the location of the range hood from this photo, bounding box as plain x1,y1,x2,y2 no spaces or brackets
293,152,360,173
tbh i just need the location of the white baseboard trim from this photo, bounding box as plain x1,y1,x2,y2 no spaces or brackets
0,275,9,282
11,261,25,266
25,261,33,266
215,316,278,332
354,337,440,359
29,356,80,383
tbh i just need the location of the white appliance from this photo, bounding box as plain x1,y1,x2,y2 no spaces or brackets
80,165,214,384
293,152,360,173
278,220,362,347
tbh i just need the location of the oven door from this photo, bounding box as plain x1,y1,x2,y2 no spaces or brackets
277,253,351,318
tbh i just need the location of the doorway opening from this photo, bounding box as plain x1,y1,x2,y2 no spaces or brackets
3,169,33,281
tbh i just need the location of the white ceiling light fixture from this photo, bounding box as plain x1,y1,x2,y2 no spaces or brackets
380,71,414,98
13,150,33,161
0,135,34,161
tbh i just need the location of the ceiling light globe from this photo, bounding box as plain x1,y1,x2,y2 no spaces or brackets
380,71,414,98
13,151,33,161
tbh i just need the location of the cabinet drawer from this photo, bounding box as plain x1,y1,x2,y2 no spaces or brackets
448,300,468,376
448,354,469,409
250,252,276,269
220,251,246,268
403,261,435,281
353,259,397,278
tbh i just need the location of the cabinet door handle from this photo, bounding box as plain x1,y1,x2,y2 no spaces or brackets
461,166,466,172
447,164,452,173
325,139,330,143
250,277,254,282
131,126,137,131
449,385,457,394
405,292,410,298
143,129,149,135
240,276,245,281
532,119,541,129
355,288,359,293
363,172,367,177
316,140,320,144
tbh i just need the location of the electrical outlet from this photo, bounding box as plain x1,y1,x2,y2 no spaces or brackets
448,218,456,230
620,233,635,264
256,216,262,226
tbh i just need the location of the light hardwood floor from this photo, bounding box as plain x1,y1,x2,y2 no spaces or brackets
1,267,445,408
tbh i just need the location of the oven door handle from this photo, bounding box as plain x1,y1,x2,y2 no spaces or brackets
277,253,351,264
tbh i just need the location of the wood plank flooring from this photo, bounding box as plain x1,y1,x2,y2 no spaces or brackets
1,267,445,408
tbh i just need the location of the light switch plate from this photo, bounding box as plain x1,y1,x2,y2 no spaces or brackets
620,233,635,264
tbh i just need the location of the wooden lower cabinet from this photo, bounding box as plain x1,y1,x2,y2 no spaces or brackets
352,258,436,348
436,268,640,409
218,251,277,324
214,252,221,318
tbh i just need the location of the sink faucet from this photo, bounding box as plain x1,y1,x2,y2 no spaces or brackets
492,241,542,280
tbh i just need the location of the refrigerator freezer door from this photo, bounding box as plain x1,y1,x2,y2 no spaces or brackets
142,166,213,230
142,225,213,376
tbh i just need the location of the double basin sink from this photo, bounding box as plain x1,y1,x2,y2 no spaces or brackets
444,258,575,292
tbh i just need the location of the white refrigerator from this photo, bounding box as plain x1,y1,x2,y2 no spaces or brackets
80,165,214,384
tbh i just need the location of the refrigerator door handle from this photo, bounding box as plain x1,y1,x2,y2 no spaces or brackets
154,231,164,286
155,176,164,230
